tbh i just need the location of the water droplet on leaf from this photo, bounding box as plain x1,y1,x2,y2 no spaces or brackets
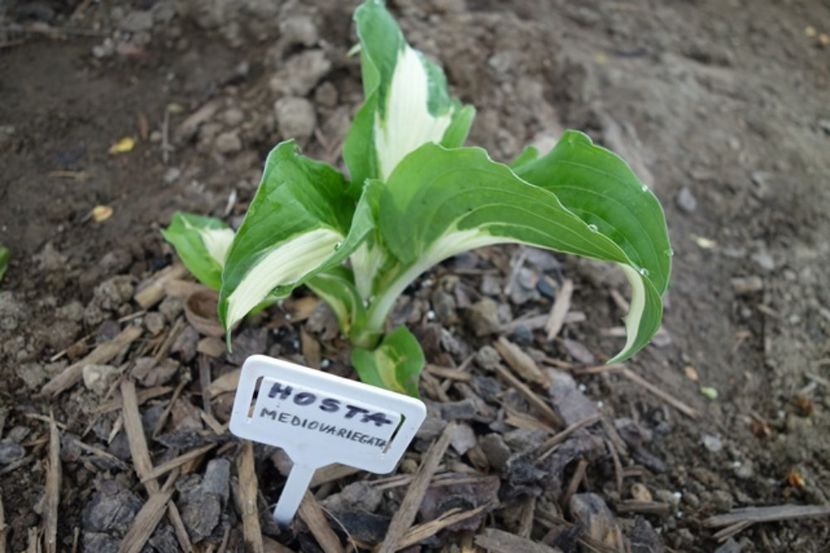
587,224,599,233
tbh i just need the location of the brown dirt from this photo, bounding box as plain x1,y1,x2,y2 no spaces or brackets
1,0,829,551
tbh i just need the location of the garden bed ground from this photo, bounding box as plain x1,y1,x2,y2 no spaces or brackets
1,0,829,551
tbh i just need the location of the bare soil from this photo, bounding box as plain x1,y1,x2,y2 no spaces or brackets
1,0,829,551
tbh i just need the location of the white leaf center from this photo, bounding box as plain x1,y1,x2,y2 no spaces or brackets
374,47,452,181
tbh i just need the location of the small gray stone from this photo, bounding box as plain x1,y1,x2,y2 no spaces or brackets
57,300,85,322
509,268,540,305
93,276,135,311
270,50,331,96
83,533,119,553
83,364,121,395
430,289,457,325
314,81,338,108
751,250,775,271
450,423,477,455
0,440,25,464
100,249,132,273
475,345,501,372
144,312,166,336
171,325,199,362
221,108,245,127
36,243,66,272
480,433,511,471
734,461,754,479
702,433,723,453
504,428,547,452
120,10,154,33
158,296,183,320
675,186,697,213
148,524,179,553
275,97,317,141
279,15,318,46
710,489,734,511
201,459,230,502
654,489,682,507
547,369,598,426
215,131,242,154
182,493,221,542
82,481,143,533
630,517,665,553
0,291,23,331
465,298,501,336
322,481,381,513
480,274,502,296
416,413,445,441
440,398,477,420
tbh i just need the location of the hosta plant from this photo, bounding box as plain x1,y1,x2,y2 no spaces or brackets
163,0,671,397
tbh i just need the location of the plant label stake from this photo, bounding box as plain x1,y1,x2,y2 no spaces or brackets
230,354,426,525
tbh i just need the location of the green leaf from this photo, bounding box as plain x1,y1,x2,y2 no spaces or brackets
514,130,671,295
219,141,372,332
351,326,424,397
372,139,670,363
0,244,9,283
161,212,233,290
306,266,366,336
344,0,474,186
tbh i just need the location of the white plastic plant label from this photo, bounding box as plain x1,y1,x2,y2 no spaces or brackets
229,354,426,525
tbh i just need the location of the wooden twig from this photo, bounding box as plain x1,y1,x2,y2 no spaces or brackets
397,502,495,550
140,444,216,483
134,264,187,308
518,497,536,539
152,318,184,365
43,414,61,553
93,385,173,414
704,504,830,528
207,369,241,396
298,491,345,553
561,458,588,508
545,278,573,340
198,356,213,417
537,413,601,459
152,379,189,438
26,527,38,553
121,381,192,551
425,365,472,382
41,326,143,396
503,247,528,296
118,473,176,553
493,363,563,429
376,423,455,553
495,337,549,386
606,439,624,495
620,367,700,418
65,435,129,470
475,528,559,553
310,464,361,488
236,441,264,553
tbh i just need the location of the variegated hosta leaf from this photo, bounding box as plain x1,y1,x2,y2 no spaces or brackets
512,131,672,357
374,134,671,363
343,0,475,188
351,325,424,397
161,212,234,290
219,141,373,333
306,266,366,336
